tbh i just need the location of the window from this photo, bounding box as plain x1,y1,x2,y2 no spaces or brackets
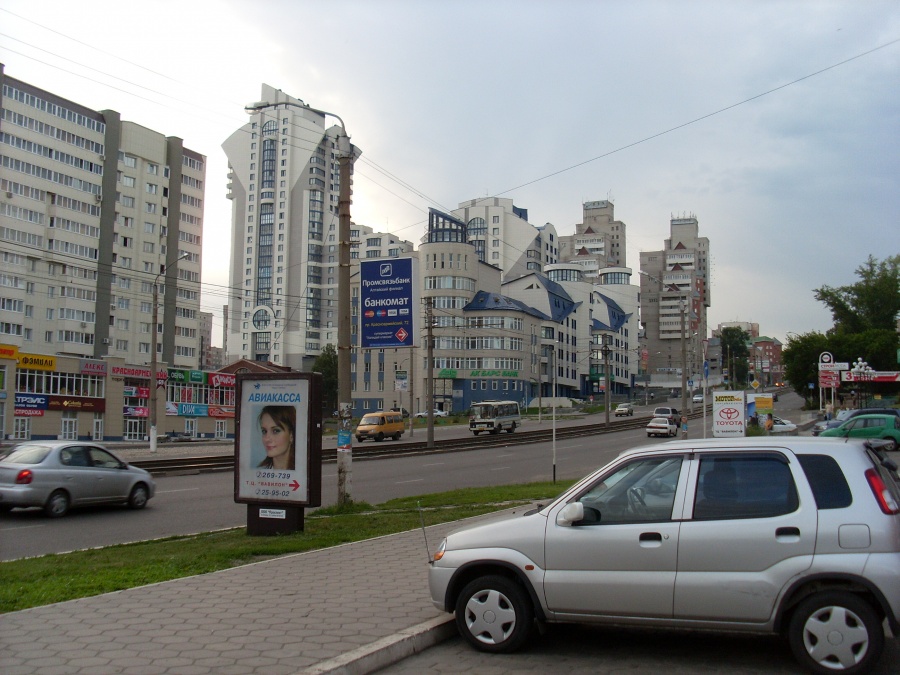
693,455,798,520
575,456,684,525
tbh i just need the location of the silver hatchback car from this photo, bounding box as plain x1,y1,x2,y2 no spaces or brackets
430,438,900,674
0,441,156,517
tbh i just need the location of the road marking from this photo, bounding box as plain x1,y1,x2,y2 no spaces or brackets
0,524,46,531
422,462,445,467
396,478,424,484
491,466,511,471
156,488,200,494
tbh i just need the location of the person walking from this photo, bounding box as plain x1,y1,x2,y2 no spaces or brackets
680,415,688,439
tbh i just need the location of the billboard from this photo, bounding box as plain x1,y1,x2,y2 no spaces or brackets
233,372,322,507
712,391,746,438
359,257,417,348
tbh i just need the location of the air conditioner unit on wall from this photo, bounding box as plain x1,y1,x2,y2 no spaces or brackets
102,338,110,345
4,191,12,199
95,193,102,202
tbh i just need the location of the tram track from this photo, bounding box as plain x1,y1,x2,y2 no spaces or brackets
132,408,711,475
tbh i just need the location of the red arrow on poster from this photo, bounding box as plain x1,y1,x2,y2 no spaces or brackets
395,328,408,342
289,480,300,491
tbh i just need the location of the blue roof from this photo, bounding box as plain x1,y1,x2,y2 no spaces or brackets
464,291,551,320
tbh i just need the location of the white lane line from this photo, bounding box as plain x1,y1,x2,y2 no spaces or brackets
396,479,424,484
0,524,47,531
491,466,511,471
422,462,445,467
156,488,200,494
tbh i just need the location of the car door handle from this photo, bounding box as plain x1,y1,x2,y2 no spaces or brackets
639,532,664,548
776,527,801,541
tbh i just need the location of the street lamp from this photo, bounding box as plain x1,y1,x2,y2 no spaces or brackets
245,99,355,505
149,251,189,454
851,357,874,408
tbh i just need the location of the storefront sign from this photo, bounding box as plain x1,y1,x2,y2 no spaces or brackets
15,408,44,417
210,373,236,387
0,344,19,360
79,359,108,376
15,393,48,410
18,353,56,371
469,370,519,378
47,396,106,412
123,406,149,417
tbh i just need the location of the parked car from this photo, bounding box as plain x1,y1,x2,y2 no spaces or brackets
820,414,900,451
613,403,634,417
652,406,679,423
646,417,677,437
429,437,900,673
0,442,156,517
692,393,704,403
389,407,410,419
415,409,449,418
771,416,797,433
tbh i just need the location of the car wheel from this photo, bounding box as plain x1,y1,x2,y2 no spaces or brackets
880,437,898,452
356,436,364,442
490,426,500,435
393,433,401,441
473,431,480,436
455,575,533,653
788,591,883,675
44,489,70,518
128,484,149,510
506,422,516,434
375,432,384,442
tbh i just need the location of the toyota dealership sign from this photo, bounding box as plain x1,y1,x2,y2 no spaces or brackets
712,391,746,437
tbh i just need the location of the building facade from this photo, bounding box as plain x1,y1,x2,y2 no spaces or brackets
0,64,208,440
558,199,627,277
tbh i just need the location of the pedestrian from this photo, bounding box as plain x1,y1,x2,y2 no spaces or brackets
680,415,688,439
825,402,834,421
765,413,774,434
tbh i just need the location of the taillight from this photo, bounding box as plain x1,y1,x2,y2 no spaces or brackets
865,468,900,515
15,469,33,485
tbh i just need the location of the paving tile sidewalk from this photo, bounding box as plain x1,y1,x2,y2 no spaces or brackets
1,522,468,675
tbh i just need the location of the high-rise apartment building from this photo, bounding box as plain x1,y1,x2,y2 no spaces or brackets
559,200,627,277
223,84,415,370
0,64,204,368
639,215,710,390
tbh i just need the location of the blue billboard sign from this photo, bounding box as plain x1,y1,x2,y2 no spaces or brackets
360,258,417,349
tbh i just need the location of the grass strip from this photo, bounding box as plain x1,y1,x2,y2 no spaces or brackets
0,480,573,614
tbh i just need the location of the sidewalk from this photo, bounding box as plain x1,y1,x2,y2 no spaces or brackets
1,515,495,675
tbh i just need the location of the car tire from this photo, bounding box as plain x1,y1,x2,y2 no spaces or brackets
506,422,516,434
128,484,149,510
880,437,898,452
393,433,401,441
356,436,364,443
375,432,384,442
788,590,884,675
473,431,480,436
44,489,70,518
455,575,533,654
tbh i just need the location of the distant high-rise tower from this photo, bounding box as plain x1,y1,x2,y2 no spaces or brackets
559,200,627,278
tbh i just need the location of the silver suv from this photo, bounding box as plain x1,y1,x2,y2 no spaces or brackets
429,438,900,674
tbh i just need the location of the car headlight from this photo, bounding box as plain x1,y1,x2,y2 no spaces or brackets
432,538,447,562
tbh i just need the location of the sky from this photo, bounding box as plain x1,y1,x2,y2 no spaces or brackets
1,0,898,348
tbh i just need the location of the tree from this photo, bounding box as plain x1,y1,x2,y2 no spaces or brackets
814,255,900,334
719,326,751,385
782,331,830,403
312,344,338,413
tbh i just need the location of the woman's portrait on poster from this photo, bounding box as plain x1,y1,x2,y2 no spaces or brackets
257,405,296,470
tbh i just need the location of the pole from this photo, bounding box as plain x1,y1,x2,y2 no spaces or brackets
408,350,414,437
149,282,160,453
603,339,611,428
149,252,188,454
552,344,557,483
336,132,353,505
680,296,687,414
426,299,434,448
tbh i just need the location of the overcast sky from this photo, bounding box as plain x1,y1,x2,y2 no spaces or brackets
2,0,898,347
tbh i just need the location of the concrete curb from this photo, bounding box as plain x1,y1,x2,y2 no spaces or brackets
299,615,456,675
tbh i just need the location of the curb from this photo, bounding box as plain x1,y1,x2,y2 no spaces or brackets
299,615,456,675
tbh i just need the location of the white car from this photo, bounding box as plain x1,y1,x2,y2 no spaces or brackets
772,416,797,433
692,393,704,403
415,409,449,418
646,417,677,437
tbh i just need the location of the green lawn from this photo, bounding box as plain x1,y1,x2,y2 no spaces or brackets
1,480,574,614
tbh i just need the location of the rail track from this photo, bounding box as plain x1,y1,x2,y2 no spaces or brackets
132,408,710,475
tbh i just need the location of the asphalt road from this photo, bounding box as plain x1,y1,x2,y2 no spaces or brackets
0,392,811,561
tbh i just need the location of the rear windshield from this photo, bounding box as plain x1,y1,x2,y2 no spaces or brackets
797,455,852,509
1,444,53,465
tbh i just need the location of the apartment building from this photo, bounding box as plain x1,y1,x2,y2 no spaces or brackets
558,199,627,277
639,215,711,391
0,64,206,440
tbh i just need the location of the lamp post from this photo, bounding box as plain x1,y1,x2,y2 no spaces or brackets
600,337,612,428
851,357,874,408
149,251,189,454
245,99,354,504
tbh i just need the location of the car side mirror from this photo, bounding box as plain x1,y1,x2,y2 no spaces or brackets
557,502,584,526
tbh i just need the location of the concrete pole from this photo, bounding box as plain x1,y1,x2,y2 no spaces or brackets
336,136,353,505
426,299,434,448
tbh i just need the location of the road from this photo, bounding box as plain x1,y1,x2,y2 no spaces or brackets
0,392,810,561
